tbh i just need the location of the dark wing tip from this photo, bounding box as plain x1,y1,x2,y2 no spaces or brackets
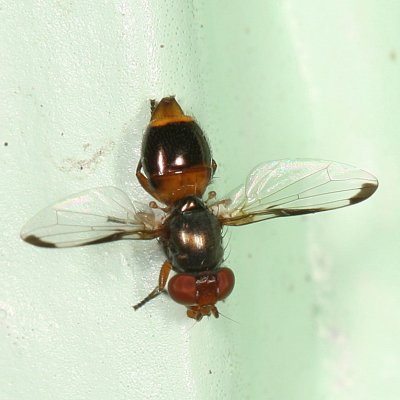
22,235,57,248
270,207,327,217
21,232,127,248
349,182,378,205
21,230,162,248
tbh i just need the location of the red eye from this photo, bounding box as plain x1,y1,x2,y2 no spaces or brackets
216,268,235,300
168,268,235,307
168,274,197,305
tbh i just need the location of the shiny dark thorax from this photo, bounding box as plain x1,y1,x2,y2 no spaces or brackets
160,196,224,273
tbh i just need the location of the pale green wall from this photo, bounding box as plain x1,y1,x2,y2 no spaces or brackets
1,2,397,400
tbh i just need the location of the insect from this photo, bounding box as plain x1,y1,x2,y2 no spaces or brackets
21,97,378,320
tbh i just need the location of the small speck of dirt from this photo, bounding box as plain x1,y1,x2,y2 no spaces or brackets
4,142,8,147
389,50,397,61
160,44,164,48
209,369,212,375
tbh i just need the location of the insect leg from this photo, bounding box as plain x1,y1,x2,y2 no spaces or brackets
205,190,217,204
133,260,172,311
136,160,155,197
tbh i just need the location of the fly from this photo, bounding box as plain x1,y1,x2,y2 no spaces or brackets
21,97,378,320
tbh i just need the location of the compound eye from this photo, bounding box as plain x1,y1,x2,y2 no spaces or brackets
216,268,235,301
168,274,197,305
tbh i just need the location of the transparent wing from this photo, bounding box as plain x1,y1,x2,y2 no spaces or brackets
21,187,161,248
208,159,378,226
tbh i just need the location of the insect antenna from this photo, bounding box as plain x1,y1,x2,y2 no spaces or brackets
184,319,200,334
218,311,240,325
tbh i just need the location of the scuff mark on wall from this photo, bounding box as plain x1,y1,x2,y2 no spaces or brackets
59,140,115,172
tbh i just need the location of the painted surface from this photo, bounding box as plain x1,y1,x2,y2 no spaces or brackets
0,1,398,399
